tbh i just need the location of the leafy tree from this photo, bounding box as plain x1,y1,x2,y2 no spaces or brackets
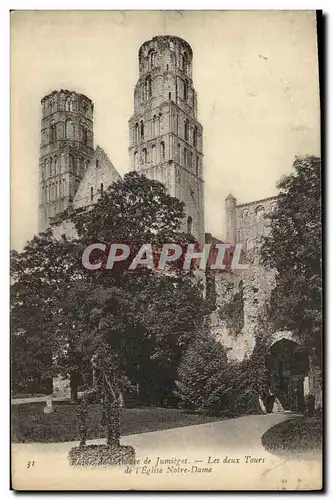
11,172,206,405
10,232,84,396
174,333,237,413
260,155,322,363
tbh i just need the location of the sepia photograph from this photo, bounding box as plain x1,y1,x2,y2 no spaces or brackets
10,10,322,491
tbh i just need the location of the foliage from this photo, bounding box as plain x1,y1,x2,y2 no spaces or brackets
218,280,244,337
175,334,238,414
11,172,206,405
261,416,322,455
10,231,84,395
68,444,135,467
260,156,322,362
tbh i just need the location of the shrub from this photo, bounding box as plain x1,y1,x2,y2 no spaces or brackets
174,335,237,414
68,444,135,467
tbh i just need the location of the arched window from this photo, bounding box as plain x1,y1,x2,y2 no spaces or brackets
184,147,187,166
193,126,198,147
49,158,53,177
245,238,255,251
65,97,73,112
177,143,181,164
160,141,165,161
255,205,265,221
134,151,139,169
151,145,156,165
90,186,94,201
148,50,156,69
54,157,57,176
145,76,152,99
152,115,156,137
189,151,193,168
140,121,144,140
82,127,88,145
135,123,139,144
50,121,56,143
183,52,189,74
187,216,193,234
142,148,147,165
44,159,48,178
196,156,199,176
241,209,249,219
100,183,104,194
65,119,74,140
184,81,188,101
59,180,62,198
184,120,189,141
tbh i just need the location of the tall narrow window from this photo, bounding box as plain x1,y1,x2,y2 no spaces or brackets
100,183,104,194
196,156,199,177
65,97,72,112
145,76,152,99
135,123,139,143
183,53,189,74
90,186,94,201
142,148,147,165
160,141,165,161
96,159,99,169
168,92,171,100
184,81,188,102
50,121,56,143
184,120,189,141
59,180,62,198
187,216,193,234
148,50,156,69
82,127,88,145
177,143,181,164
134,151,139,169
65,119,74,140
193,126,198,147
140,121,144,140
152,116,156,137
184,148,187,166
151,145,156,165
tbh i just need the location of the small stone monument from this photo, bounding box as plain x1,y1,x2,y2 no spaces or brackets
43,395,54,414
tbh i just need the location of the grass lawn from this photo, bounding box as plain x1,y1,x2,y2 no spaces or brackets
12,402,229,443
261,415,322,456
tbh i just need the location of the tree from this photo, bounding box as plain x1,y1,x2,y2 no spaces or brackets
10,230,85,398
174,333,236,413
11,172,206,404
260,155,322,363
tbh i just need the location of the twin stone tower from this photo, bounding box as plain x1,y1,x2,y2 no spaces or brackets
37,35,320,411
39,36,205,243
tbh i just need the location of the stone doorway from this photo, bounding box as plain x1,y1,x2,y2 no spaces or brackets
266,337,309,413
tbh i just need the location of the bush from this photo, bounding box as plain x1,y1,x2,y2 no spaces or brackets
174,335,238,414
68,444,135,467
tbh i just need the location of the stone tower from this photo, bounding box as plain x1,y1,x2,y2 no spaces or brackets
38,90,94,231
128,36,204,242
225,193,237,244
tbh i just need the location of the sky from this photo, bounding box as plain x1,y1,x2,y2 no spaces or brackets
11,10,320,250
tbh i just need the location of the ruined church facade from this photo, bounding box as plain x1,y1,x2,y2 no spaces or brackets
38,36,320,412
